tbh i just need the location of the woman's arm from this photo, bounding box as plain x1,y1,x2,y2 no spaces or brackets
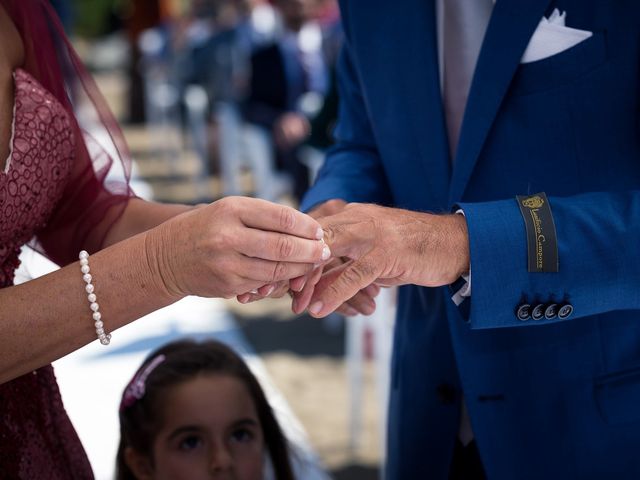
0,197,328,384
1,228,174,384
101,198,196,247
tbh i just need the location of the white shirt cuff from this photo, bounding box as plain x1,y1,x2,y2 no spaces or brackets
451,209,471,306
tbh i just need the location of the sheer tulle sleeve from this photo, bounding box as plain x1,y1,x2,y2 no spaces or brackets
3,0,136,266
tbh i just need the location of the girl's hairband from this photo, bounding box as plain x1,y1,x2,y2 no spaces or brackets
120,354,166,411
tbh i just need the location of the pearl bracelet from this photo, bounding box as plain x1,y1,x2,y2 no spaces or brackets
79,250,111,345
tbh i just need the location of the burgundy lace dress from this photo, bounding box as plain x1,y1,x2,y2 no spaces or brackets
0,69,94,478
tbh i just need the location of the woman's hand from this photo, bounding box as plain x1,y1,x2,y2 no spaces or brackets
146,197,330,299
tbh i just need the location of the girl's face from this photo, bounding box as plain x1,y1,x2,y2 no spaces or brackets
131,374,266,480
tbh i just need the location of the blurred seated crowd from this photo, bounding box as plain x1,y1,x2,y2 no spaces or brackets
122,0,343,204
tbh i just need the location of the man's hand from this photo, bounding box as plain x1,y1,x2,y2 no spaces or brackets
299,203,470,317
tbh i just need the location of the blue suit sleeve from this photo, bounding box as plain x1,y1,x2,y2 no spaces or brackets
457,191,640,329
300,41,392,212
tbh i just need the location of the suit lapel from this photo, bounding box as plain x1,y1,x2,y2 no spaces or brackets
448,0,552,203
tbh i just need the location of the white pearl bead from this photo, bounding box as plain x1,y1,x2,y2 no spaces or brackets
80,249,111,346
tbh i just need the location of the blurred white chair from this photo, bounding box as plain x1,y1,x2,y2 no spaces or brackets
241,123,293,201
138,29,183,173
299,145,326,185
184,85,210,177
346,286,396,479
215,101,245,196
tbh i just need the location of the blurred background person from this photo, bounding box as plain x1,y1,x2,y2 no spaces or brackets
242,0,329,202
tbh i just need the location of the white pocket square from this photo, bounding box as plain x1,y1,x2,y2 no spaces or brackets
521,9,593,64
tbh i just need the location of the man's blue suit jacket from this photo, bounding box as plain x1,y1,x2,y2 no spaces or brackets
301,0,640,478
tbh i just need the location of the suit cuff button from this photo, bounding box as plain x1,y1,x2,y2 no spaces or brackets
531,304,545,320
516,304,531,321
544,303,558,319
558,303,574,319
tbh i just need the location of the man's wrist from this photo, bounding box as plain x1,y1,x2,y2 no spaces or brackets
411,213,470,285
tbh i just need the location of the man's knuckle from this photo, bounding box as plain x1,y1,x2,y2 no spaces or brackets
342,262,375,286
341,266,366,285
326,282,343,299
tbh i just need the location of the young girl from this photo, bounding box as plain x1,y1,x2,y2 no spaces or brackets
117,339,295,480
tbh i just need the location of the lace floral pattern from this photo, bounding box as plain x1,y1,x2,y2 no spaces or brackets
0,68,74,286
0,69,93,478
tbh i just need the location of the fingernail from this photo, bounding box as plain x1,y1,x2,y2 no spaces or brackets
249,289,258,294
238,295,249,304
364,301,376,315
292,298,299,313
316,228,324,240
291,279,305,292
266,285,275,296
365,285,379,297
344,307,358,316
309,301,323,315
321,245,331,261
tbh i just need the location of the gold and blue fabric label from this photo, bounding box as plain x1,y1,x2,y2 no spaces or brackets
516,192,558,273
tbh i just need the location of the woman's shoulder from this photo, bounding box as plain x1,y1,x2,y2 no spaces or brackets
0,3,25,75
